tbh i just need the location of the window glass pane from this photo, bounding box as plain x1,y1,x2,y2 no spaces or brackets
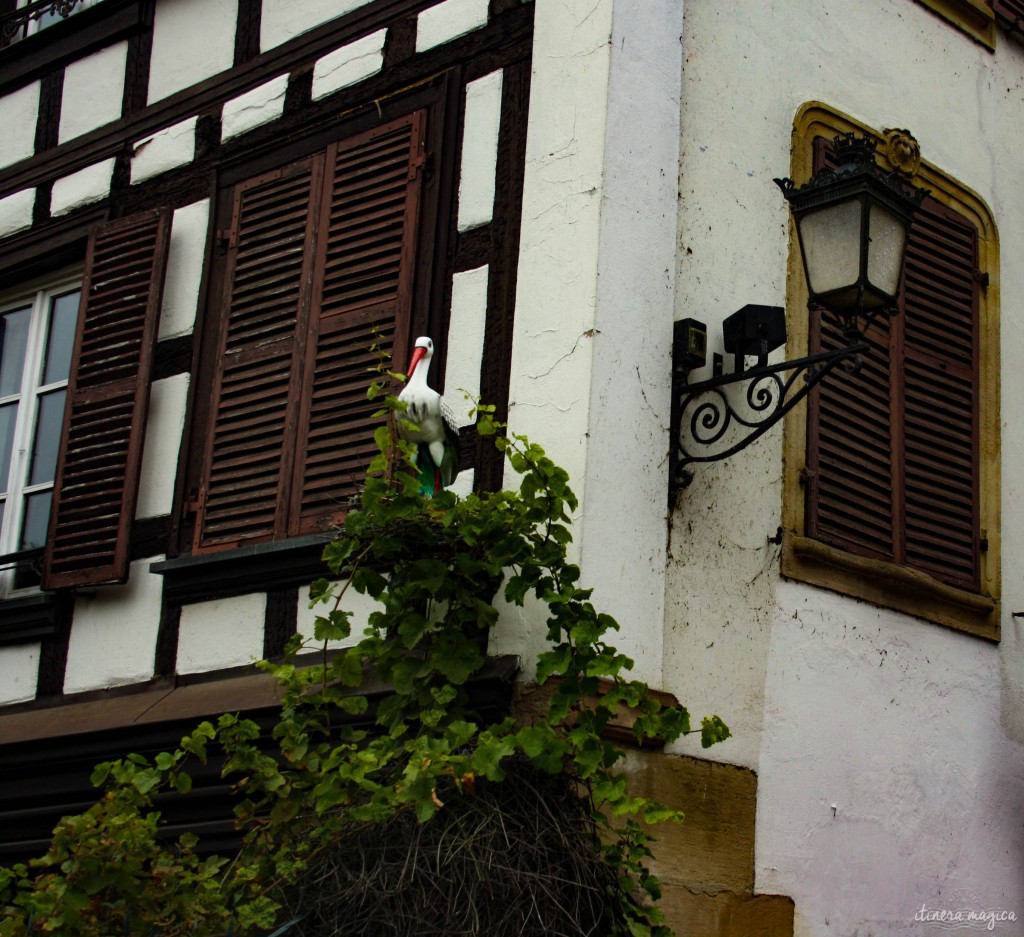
0,402,17,490
12,554,41,590
29,389,66,486
19,490,51,550
12,493,42,588
0,307,31,397
32,0,98,30
42,290,80,385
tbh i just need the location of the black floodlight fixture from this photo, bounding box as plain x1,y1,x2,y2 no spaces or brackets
723,304,787,368
774,134,927,333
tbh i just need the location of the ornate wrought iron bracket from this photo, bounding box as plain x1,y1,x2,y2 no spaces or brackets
670,323,869,495
1,0,86,48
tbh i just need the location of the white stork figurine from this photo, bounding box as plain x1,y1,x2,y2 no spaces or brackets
397,336,460,496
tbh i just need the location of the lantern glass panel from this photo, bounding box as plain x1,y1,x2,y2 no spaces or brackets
866,201,907,299
797,198,862,298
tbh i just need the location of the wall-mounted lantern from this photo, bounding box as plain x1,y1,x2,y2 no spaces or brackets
670,134,927,493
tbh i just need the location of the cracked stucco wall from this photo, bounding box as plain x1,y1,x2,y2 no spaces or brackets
494,0,683,685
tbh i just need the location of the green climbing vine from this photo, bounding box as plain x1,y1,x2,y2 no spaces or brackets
0,374,728,937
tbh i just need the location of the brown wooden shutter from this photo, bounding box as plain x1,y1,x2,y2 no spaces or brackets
805,138,981,591
901,198,980,591
290,111,424,534
808,315,896,562
992,0,1024,33
194,156,324,551
806,138,896,561
43,209,170,588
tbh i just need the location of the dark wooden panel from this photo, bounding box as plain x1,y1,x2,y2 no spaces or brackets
901,198,980,590
293,114,423,532
804,138,982,591
234,0,262,66
43,209,170,588
195,158,320,550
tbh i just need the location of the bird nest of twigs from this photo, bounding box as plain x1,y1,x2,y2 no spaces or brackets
282,758,627,936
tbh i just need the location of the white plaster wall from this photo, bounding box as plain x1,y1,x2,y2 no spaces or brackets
0,643,39,704
311,29,385,100
666,0,1024,932
443,264,488,426
159,199,209,339
63,559,164,693
177,593,267,674
577,0,684,686
147,0,237,103
58,42,127,143
756,585,1024,934
131,117,197,184
0,189,33,238
221,75,289,142
416,0,489,53
499,0,682,683
497,0,615,675
260,0,369,51
136,374,188,520
51,158,115,215
0,82,39,170
458,70,503,232
296,581,382,651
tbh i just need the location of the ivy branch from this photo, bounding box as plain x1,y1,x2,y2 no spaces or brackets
0,379,729,937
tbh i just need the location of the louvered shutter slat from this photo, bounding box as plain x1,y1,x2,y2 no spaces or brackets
292,113,424,533
804,139,981,592
902,200,979,590
810,318,896,558
992,0,1024,35
43,210,170,588
196,159,321,550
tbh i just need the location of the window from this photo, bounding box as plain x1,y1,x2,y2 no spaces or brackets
1,0,101,46
0,275,78,595
188,109,428,553
780,104,999,640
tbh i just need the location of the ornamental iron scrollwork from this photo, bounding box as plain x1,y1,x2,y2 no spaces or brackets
670,315,871,495
1,0,87,49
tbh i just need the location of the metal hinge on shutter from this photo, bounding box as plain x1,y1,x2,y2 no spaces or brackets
184,486,206,517
975,270,989,288
409,151,429,182
980,530,989,553
216,228,237,255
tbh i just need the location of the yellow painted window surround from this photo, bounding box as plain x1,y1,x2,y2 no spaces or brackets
913,0,997,49
779,103,1000,642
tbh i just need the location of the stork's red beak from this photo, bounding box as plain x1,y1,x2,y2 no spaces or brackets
406,345,426,378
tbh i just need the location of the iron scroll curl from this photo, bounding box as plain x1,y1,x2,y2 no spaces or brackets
671,343,868,493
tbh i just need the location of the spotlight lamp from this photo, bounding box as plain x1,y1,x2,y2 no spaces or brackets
670,134,927,494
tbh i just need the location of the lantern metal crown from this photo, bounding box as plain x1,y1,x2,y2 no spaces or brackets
670,133,927,494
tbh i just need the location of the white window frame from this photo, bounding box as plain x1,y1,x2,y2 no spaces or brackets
0,270,80,598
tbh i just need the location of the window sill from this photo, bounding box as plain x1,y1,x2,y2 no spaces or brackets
780,530,999,642
913,0,996,49
0,591,71,646
151,534,336,605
